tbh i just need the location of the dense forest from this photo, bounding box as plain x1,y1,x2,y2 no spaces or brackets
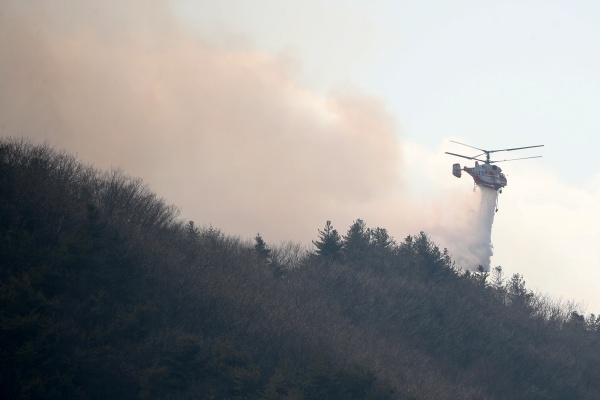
1,138,600,399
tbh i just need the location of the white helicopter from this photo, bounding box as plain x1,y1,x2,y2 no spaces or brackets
446,141,544,193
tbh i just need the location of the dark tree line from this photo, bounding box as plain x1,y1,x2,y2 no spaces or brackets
2,138,600,400
311,219,396,267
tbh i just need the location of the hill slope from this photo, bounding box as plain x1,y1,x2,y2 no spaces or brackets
1,138,599,400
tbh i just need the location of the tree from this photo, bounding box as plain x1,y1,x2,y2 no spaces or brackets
490,266,504,290
366,227,396,268
185,220,200,240
254,233,271,263
506,273,533,311
312,221,343,262
472,265,489,286
585,314,600,333
370,227,395,252
342,219,371,264
400,232,453,278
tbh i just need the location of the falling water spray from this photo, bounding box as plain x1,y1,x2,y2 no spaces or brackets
470,185,498,271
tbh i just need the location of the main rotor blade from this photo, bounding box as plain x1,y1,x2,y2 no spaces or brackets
489,145,544,153
445,151,475,160
450,140,545,155
445,152,488,163
449,140,486,152
489,155,543,163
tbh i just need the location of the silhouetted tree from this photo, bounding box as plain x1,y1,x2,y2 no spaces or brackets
472,265,489,286
254,233,272,262
370,227,395,252
506,273,533,311
185,220,200,239
312,221,342,263
400,232,453,278
586,314,600,333
490,266,504,290
270,241,306,270
342,219,371,264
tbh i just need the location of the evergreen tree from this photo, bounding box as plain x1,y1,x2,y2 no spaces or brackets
185,220,200,240
254,233,271,263
312,221,343,262
342,219,371,264
370,227,394,249
401,232,453,278
490,266,504,289
490,266,506,301
506,273,533,311
369,227,396,262
472,265,489,286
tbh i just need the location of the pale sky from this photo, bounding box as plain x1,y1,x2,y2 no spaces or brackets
2,1,599,312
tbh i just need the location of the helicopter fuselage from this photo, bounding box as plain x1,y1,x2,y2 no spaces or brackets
463,162,507,190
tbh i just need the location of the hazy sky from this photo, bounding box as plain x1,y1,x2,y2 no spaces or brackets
2,0,600,312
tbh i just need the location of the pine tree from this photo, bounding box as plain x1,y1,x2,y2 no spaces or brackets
185,220,200,240
312,221,343,262
506,273,533,311
369,227,396,262
342,219,371,264
254,233,271,263
473,265,489,286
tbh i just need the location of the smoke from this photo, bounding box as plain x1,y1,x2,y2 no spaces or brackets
0,0,401,239
0,0,495,271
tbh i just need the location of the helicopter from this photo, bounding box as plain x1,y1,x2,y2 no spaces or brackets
446,141,544,193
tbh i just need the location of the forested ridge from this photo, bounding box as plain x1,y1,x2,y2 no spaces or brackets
1,138,600,400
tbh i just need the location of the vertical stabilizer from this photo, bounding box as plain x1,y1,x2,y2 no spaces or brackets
452,163,462,178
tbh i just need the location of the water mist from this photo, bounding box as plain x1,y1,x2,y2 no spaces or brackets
470,185,498,271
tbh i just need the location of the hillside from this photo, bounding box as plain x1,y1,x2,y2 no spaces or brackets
1,138,599,400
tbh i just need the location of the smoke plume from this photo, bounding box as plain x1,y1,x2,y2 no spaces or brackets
0,0,495,271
